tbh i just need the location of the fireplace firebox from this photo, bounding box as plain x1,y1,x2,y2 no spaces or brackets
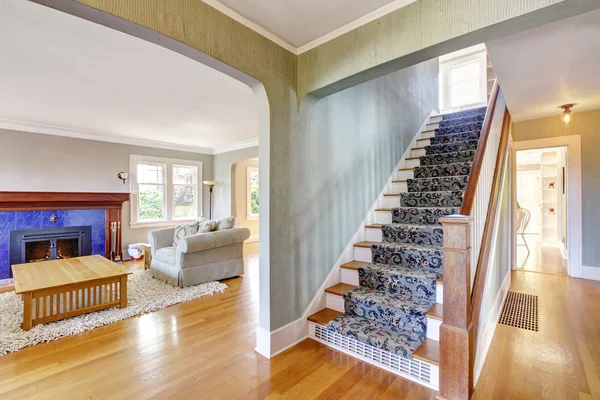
9,226,92,277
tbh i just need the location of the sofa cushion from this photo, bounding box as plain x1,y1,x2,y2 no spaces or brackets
173,222,200,246
214,216,235,231
155,246,176,264
198,219,217,233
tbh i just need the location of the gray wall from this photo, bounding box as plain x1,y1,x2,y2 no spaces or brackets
270,59,439,329
512,108,600,267
0,129,213,250
212,146,259,219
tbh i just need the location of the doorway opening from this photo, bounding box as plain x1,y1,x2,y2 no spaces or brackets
231,157,260,243
516,146,567,274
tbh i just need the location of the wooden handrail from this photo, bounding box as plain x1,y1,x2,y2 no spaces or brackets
469,109,512,341
459,80,500,215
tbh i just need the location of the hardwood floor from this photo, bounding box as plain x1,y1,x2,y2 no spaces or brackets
3,244,598,399
0,243,436,399
474,270,600,399
517,233,567,275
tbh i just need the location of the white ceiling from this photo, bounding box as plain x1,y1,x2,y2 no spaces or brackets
206,0,415,51
0,0,259,154
486,9,600,122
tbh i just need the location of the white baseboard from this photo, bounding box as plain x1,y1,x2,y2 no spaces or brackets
582,266,600,281
473,270,511,384
254,112,435,359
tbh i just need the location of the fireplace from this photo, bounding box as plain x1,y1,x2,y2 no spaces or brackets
9,226,92,277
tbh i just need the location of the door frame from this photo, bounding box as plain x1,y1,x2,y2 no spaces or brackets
512,135,582,278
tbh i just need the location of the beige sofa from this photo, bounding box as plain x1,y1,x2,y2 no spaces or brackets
148,226,251,287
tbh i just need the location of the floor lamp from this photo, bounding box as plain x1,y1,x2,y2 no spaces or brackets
202,180,218,219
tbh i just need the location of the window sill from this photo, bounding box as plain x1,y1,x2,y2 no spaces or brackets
130,220,195,229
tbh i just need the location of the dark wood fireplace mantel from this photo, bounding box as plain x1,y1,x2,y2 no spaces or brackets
0,192,130,261
0,191,130,211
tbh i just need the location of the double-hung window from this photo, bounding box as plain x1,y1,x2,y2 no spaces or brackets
439,50,487,111
247,167,259,219
130,155,202,228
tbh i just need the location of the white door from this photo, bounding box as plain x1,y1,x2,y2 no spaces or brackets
517,170,542,234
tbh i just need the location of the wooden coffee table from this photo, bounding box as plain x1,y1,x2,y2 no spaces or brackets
12,255,132,331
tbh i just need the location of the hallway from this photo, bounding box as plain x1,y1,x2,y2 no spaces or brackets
474,270,600,399
517,234,567,275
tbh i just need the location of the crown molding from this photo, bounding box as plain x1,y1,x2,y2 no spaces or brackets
201,0,297,54
212,137,259,154
0,118,222,154
296,0,416,54
201,0,416,55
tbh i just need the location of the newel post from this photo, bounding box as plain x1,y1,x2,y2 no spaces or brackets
438,214,474,400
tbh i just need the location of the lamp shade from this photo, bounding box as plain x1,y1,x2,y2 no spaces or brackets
202,180,218,187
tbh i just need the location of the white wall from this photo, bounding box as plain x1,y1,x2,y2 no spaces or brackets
232,158,259,237
0,128,214,251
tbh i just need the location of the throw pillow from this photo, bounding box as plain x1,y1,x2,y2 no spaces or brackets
197,219,217,233
214,216,235,231
173,221,200,246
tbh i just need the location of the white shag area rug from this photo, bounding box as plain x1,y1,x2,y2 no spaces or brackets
0,270,227,356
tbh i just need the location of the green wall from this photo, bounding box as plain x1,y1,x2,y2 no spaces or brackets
38,0,600,330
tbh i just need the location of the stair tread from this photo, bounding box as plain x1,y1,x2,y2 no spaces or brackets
365,224,383,229
415,161,472,169
340,260,369,270
354,241,378,248
382,223,444,230
307,308,343,326
325,283,357,296
398,167,414,171
407,175,470,181
348,287,435,314
372,243,443,252
413,338,440,366
392,179,408,183
412,146,426,150
426,303,443,320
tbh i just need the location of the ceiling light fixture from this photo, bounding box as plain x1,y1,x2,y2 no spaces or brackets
559,104,575,126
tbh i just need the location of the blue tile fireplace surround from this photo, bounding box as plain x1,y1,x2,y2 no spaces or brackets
0,210,106,279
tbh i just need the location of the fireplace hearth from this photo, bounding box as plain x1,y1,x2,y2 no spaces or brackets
9,226,92,277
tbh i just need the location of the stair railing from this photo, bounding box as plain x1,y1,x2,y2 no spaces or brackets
437,80,512,400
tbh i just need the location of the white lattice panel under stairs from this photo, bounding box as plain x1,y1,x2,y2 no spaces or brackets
309,323,439,390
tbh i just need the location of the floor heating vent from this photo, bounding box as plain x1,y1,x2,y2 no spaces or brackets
499,291,539,332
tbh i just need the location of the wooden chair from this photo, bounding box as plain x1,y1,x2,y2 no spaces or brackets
516,207,531,255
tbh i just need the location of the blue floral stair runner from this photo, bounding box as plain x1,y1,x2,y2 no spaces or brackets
327,106,487,359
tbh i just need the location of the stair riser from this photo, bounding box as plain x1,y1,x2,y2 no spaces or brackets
438,113,485,128
391,181,408,193
442,107,486,120
429,131,479,145
411,148,427,157
354,247,372,263
435,121,483,135
421,131,435,139
416,139,431,147
400,192,463,208
391,208,458,225
382,196,400,209
366,227,383,242
340,268,444,304
325,292,440,341
420,150,476,166
375,210,393,224
382,225,444,248
397,170,414,180
425,140,478,155
371,244,443,275
414,163,471,179
408,177,468,193
405,159,420,168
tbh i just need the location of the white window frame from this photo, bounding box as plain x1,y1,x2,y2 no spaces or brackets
130,155,203,228
247,166,259,220
439,50,487,112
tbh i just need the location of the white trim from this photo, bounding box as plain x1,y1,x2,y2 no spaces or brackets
129,220,189,229
0,118,214,154
200,0,296,54
211,137,259,154
201,0,416,55
295,0,417,54
582,266,600,281
0,117,261,156
254,112,434,358
513,136,583,278
473,269,511,384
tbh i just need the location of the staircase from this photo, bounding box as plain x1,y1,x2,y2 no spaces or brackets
307,106,488,389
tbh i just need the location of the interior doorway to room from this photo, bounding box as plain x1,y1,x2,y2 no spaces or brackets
515,147,568,274
231,158,260,243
